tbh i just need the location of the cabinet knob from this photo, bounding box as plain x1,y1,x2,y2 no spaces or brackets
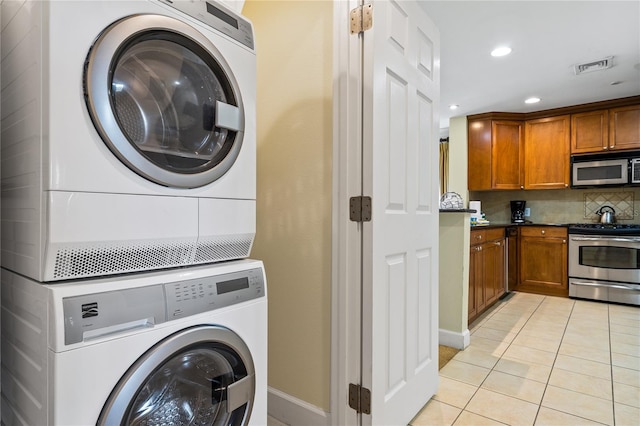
604,146,609,150
562,239,566,244
495,241,501,246
541,230,546,235
520,185,524,189
565,183,569,188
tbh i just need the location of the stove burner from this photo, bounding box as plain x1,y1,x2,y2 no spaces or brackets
568,223,640,235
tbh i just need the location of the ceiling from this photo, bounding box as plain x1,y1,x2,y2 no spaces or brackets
417,1,640,131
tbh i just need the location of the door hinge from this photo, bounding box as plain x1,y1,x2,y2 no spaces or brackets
350,196,372,222
348,383,371,414
350,3,373,34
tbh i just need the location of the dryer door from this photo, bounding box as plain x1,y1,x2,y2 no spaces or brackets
98,326,255,425
85,14,245,189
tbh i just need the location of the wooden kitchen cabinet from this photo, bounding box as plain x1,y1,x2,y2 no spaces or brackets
571,110,609,154
524,115,570,189
610,104,640,151
469,228,506,324
517,226,568,297
571,105,640,154
468,118,523,191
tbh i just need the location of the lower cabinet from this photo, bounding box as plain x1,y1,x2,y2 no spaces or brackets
469,228,505,324
516,226,568,297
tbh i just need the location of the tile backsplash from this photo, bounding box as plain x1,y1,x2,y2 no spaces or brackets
469,188,640,224
584,192,634,220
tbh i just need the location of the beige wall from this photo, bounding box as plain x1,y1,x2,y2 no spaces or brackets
447,116,469,204
439,116,471,339
243,0,333,411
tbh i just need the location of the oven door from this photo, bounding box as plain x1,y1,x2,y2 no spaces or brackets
569,234,640,283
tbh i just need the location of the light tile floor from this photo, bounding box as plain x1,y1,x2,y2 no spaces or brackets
412,292,640,426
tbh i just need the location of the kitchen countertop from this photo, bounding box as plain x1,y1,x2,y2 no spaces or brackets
439,209,477,213
471,223,569,230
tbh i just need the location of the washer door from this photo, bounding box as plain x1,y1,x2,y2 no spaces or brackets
98,326,255,426
84,14,244,188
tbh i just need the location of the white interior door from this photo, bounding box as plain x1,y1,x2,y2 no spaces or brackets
333,1,440,424
361,1,440,424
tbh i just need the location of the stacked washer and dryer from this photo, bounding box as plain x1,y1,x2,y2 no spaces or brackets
0,1,265,424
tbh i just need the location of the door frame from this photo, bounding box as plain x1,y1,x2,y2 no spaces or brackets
331,0,363,425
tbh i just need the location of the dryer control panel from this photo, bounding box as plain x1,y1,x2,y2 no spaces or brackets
158,0,255,49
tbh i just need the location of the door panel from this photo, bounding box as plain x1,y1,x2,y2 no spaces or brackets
361,1,440,424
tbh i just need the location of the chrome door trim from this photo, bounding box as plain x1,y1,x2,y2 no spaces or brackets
85,14,245,188
571,236,640,243
571,280,640,291
98,325,255,425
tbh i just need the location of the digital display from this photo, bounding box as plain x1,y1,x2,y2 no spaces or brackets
206,2,239,29
217,277,249,294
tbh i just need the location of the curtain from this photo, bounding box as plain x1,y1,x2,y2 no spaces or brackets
439,139,449,195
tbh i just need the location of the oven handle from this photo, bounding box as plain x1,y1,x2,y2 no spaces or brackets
570,236,640,243
571,281,640,291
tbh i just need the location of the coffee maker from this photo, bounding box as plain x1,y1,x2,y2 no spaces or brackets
510,200,526,223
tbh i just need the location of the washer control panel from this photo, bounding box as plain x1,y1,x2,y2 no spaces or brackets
62,266,265,345
165,267,264,319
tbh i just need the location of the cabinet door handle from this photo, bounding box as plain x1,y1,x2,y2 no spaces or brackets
562,239,566,244
520,185,524,189
541,230,546,235
494,241,502,246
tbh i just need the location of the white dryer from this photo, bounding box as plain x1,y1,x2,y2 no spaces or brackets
1,259,267,425
0,0,257,281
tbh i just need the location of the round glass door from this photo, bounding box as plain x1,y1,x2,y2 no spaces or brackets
98,326,255,425
85,15,245,188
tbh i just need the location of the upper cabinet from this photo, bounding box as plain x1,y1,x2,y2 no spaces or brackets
571,110,609,154
524,115,570,189
467,96,640,191
468,118,523,191
571,104,640,154
610,105,640,151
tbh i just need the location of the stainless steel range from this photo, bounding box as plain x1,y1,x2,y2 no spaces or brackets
568,223,640,305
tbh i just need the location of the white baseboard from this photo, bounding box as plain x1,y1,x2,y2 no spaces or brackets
267,386,330,426
439,328,470,350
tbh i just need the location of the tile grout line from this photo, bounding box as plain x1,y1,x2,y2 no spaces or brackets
449,293,546,425
608,303,617,426
437,294,633,426
532,295,574,426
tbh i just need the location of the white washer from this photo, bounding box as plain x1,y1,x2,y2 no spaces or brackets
0,0,257,282
1,259,267,425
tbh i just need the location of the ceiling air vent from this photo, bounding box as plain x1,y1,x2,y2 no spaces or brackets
574,56,614,75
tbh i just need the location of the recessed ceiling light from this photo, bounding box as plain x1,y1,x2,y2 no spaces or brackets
491,46,512,57
449,104,459,110
525,97,541,104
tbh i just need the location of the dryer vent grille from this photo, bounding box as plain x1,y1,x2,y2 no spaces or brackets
50,234,254,281
194,236,254,264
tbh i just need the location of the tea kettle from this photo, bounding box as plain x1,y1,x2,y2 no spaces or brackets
596,205,616,224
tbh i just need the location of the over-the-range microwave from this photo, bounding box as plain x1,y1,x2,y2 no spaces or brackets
571,154,640,187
